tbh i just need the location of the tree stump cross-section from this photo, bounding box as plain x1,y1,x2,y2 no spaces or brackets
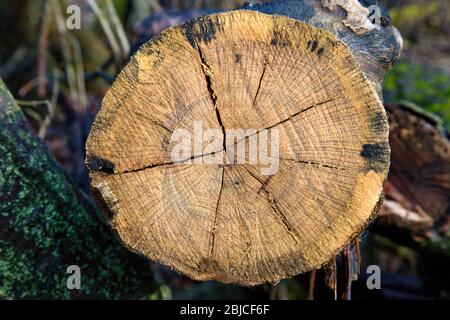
86,11,390,286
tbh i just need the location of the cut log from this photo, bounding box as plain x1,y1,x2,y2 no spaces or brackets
86,11,390,286
377,103,450,238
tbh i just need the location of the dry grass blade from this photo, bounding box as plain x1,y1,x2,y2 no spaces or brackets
105,0,130,57
87,0,122,63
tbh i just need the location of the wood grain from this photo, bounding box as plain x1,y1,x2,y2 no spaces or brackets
86,11,390,286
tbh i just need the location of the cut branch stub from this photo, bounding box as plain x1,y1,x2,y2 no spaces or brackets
86,11,390,286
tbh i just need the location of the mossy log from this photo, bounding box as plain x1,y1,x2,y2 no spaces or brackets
86,11,390,286
0,78,158,299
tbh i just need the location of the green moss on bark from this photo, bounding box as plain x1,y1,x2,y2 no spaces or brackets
0,78,159,299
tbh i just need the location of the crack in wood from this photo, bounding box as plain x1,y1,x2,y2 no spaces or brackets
231,97,336,149
209,167,225,261
252,59,267,108
92,156,194,175
281,158,352,171
265,98,336,131
196,44,231,163
92,65,337,176
241,166,301,244
131,110,172,133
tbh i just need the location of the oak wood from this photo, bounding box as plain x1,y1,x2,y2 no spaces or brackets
86,11,390,285
245,0,403,97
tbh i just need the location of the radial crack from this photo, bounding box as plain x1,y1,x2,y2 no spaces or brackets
197,46,219,109
196,44,228,157
93,152,210,176
241,166,301,243
265,97,336,131
131,110,172,133
252,59,267,108
229,97,336,151
209,167,225,260
281,158,351,171
215,106,227,152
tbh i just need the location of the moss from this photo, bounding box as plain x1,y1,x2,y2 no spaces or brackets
0,78,160,299
389,1,440,27
383,61,450,132
149,284,172,300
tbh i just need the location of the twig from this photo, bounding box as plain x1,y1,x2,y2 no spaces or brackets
15,69,59,140
67,34,88,111
19,77,45,97
342,240,360,300
324,258,337,300
105,0,130,57
307,270,316,300
342,246,352,300
355,238,361,274
16,99,52,125
39,68,60,139
52,0,78,109
22,108,44,124
149,0,163,13
16,100,52,108
38,0,52,97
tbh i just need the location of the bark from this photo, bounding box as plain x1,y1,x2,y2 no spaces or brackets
132,1,403,98
0,78,159,299
132,9,217,53
377,103,450,239
245,0,403,96
323,257,337,300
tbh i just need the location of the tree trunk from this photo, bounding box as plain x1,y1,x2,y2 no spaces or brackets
0,78,159,299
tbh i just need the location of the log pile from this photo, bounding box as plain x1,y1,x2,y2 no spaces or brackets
4,0,448,300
